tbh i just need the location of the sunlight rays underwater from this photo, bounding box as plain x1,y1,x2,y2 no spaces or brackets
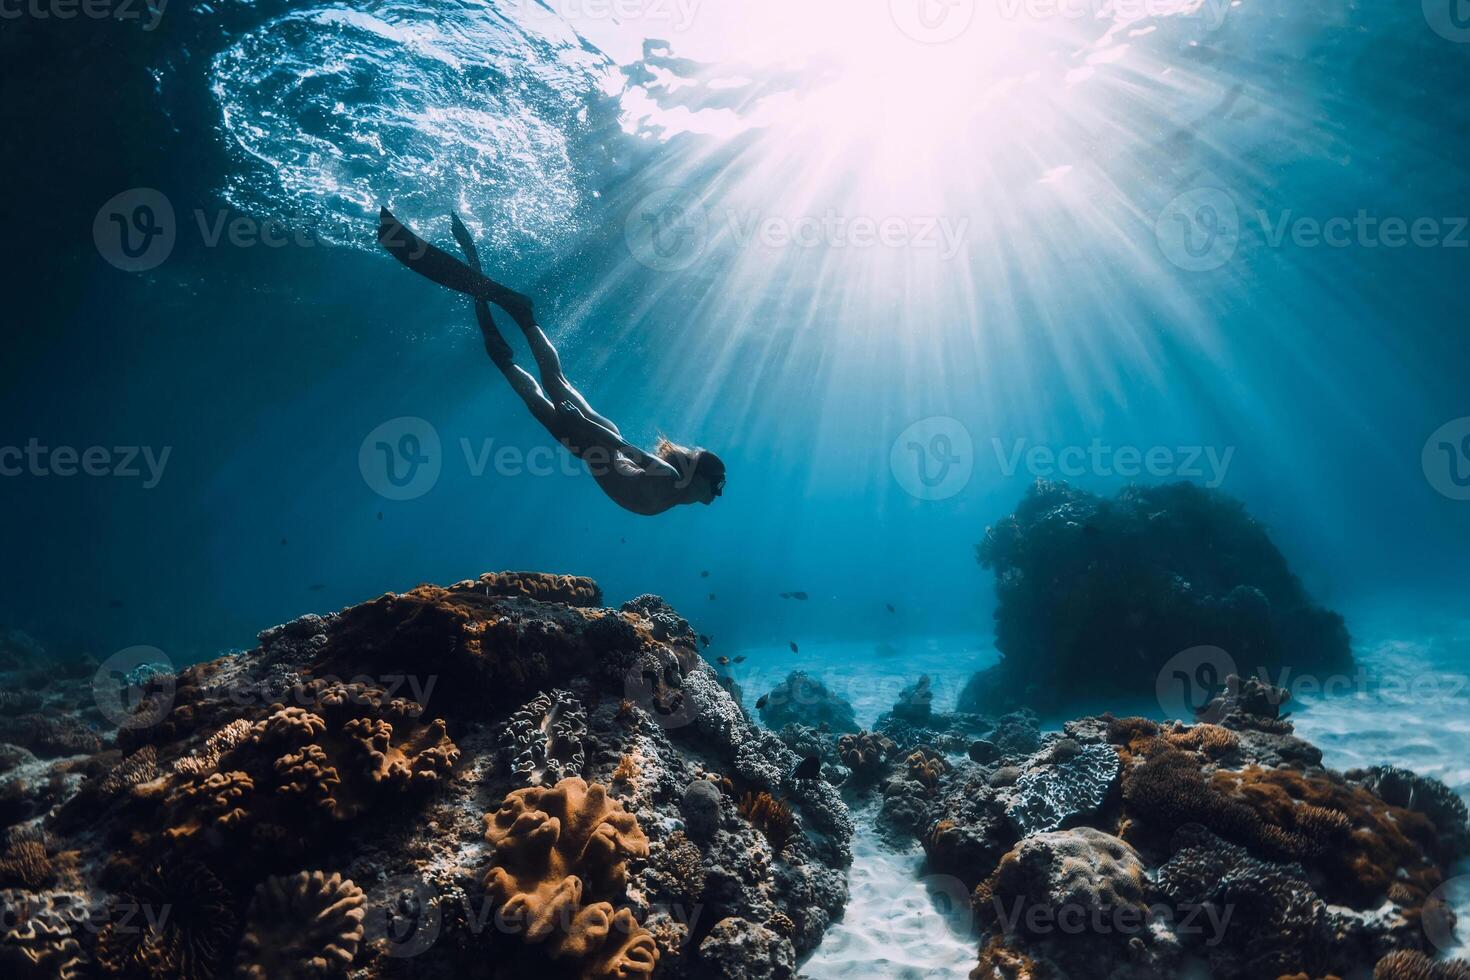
206,0,1467,546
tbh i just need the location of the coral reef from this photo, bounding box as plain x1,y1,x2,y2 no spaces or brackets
0,573,850,980
836,730,895,784
1374,950,1470,979
737,791,797,854
959,480,1352,713
1003,741,1119,836
235,870,365,978
756,671,859,733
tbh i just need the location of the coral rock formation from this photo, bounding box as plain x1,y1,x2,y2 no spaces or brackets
500,689,588,787
756,672,858,734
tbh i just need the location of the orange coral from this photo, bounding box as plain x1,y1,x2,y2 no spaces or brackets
737,791,797,854
971,935,1042,980
838,731,896,778
484,777,657,980
905,749,948,791
452,571,604,607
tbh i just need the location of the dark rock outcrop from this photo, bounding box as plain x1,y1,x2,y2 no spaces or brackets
959,481,1353,714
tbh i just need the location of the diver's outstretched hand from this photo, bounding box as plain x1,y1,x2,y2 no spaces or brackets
377,207,535,327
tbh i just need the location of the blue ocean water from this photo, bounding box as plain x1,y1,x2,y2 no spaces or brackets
3,0,1470,971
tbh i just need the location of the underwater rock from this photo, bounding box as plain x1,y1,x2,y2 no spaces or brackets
755,671,858,734
1003,742,1119,837
1350,765,1470,860
680,778,723,843
959,481,1353,714
698,917,796,980
499,689,588,787
891,675,934,723
1,573,849,980
452,571,603,607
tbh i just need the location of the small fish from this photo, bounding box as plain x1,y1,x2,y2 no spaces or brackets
708,593,717,601
778,591,809,601
377,511,384,521
701,570,710,578
793,754,822,780
717,656,730,666
620,537,626,544
886,603,896,613
734,655,746,664
309,584,326,592
756,694,769,710
699,634,711,648
789,641,799,654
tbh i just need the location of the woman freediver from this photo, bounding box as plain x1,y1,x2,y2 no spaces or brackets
377,208,726,516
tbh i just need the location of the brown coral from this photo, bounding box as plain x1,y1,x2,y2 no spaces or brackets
100,746,160,798
1373,949,1470,980
452,571,604,607
737,791,798,854
96,859,238,980
905,748,948,791
235,870,366,978
971,935,1041,980
0,838,53,889
484,777,657,979
838,731,896,780
1,889,89,979
158,680,457,857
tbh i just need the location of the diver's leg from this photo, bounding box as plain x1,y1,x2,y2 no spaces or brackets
450,215,621,437
448,216,555,429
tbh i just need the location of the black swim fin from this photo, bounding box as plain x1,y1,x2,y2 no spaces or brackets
449,214,481,269
378,207,534,326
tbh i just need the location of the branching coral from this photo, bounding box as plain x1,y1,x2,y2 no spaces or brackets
484,777,657,979
1373,950,1470,980
500,690,587,787
95,858,238,980
737,791,797,854
235,871,366,978
100,746,159,798
645,830,705,906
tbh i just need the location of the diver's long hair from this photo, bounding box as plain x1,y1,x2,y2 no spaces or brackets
654,436,696,463
656,436,726,491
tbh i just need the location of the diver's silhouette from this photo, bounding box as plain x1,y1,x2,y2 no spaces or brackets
377,208,725,516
